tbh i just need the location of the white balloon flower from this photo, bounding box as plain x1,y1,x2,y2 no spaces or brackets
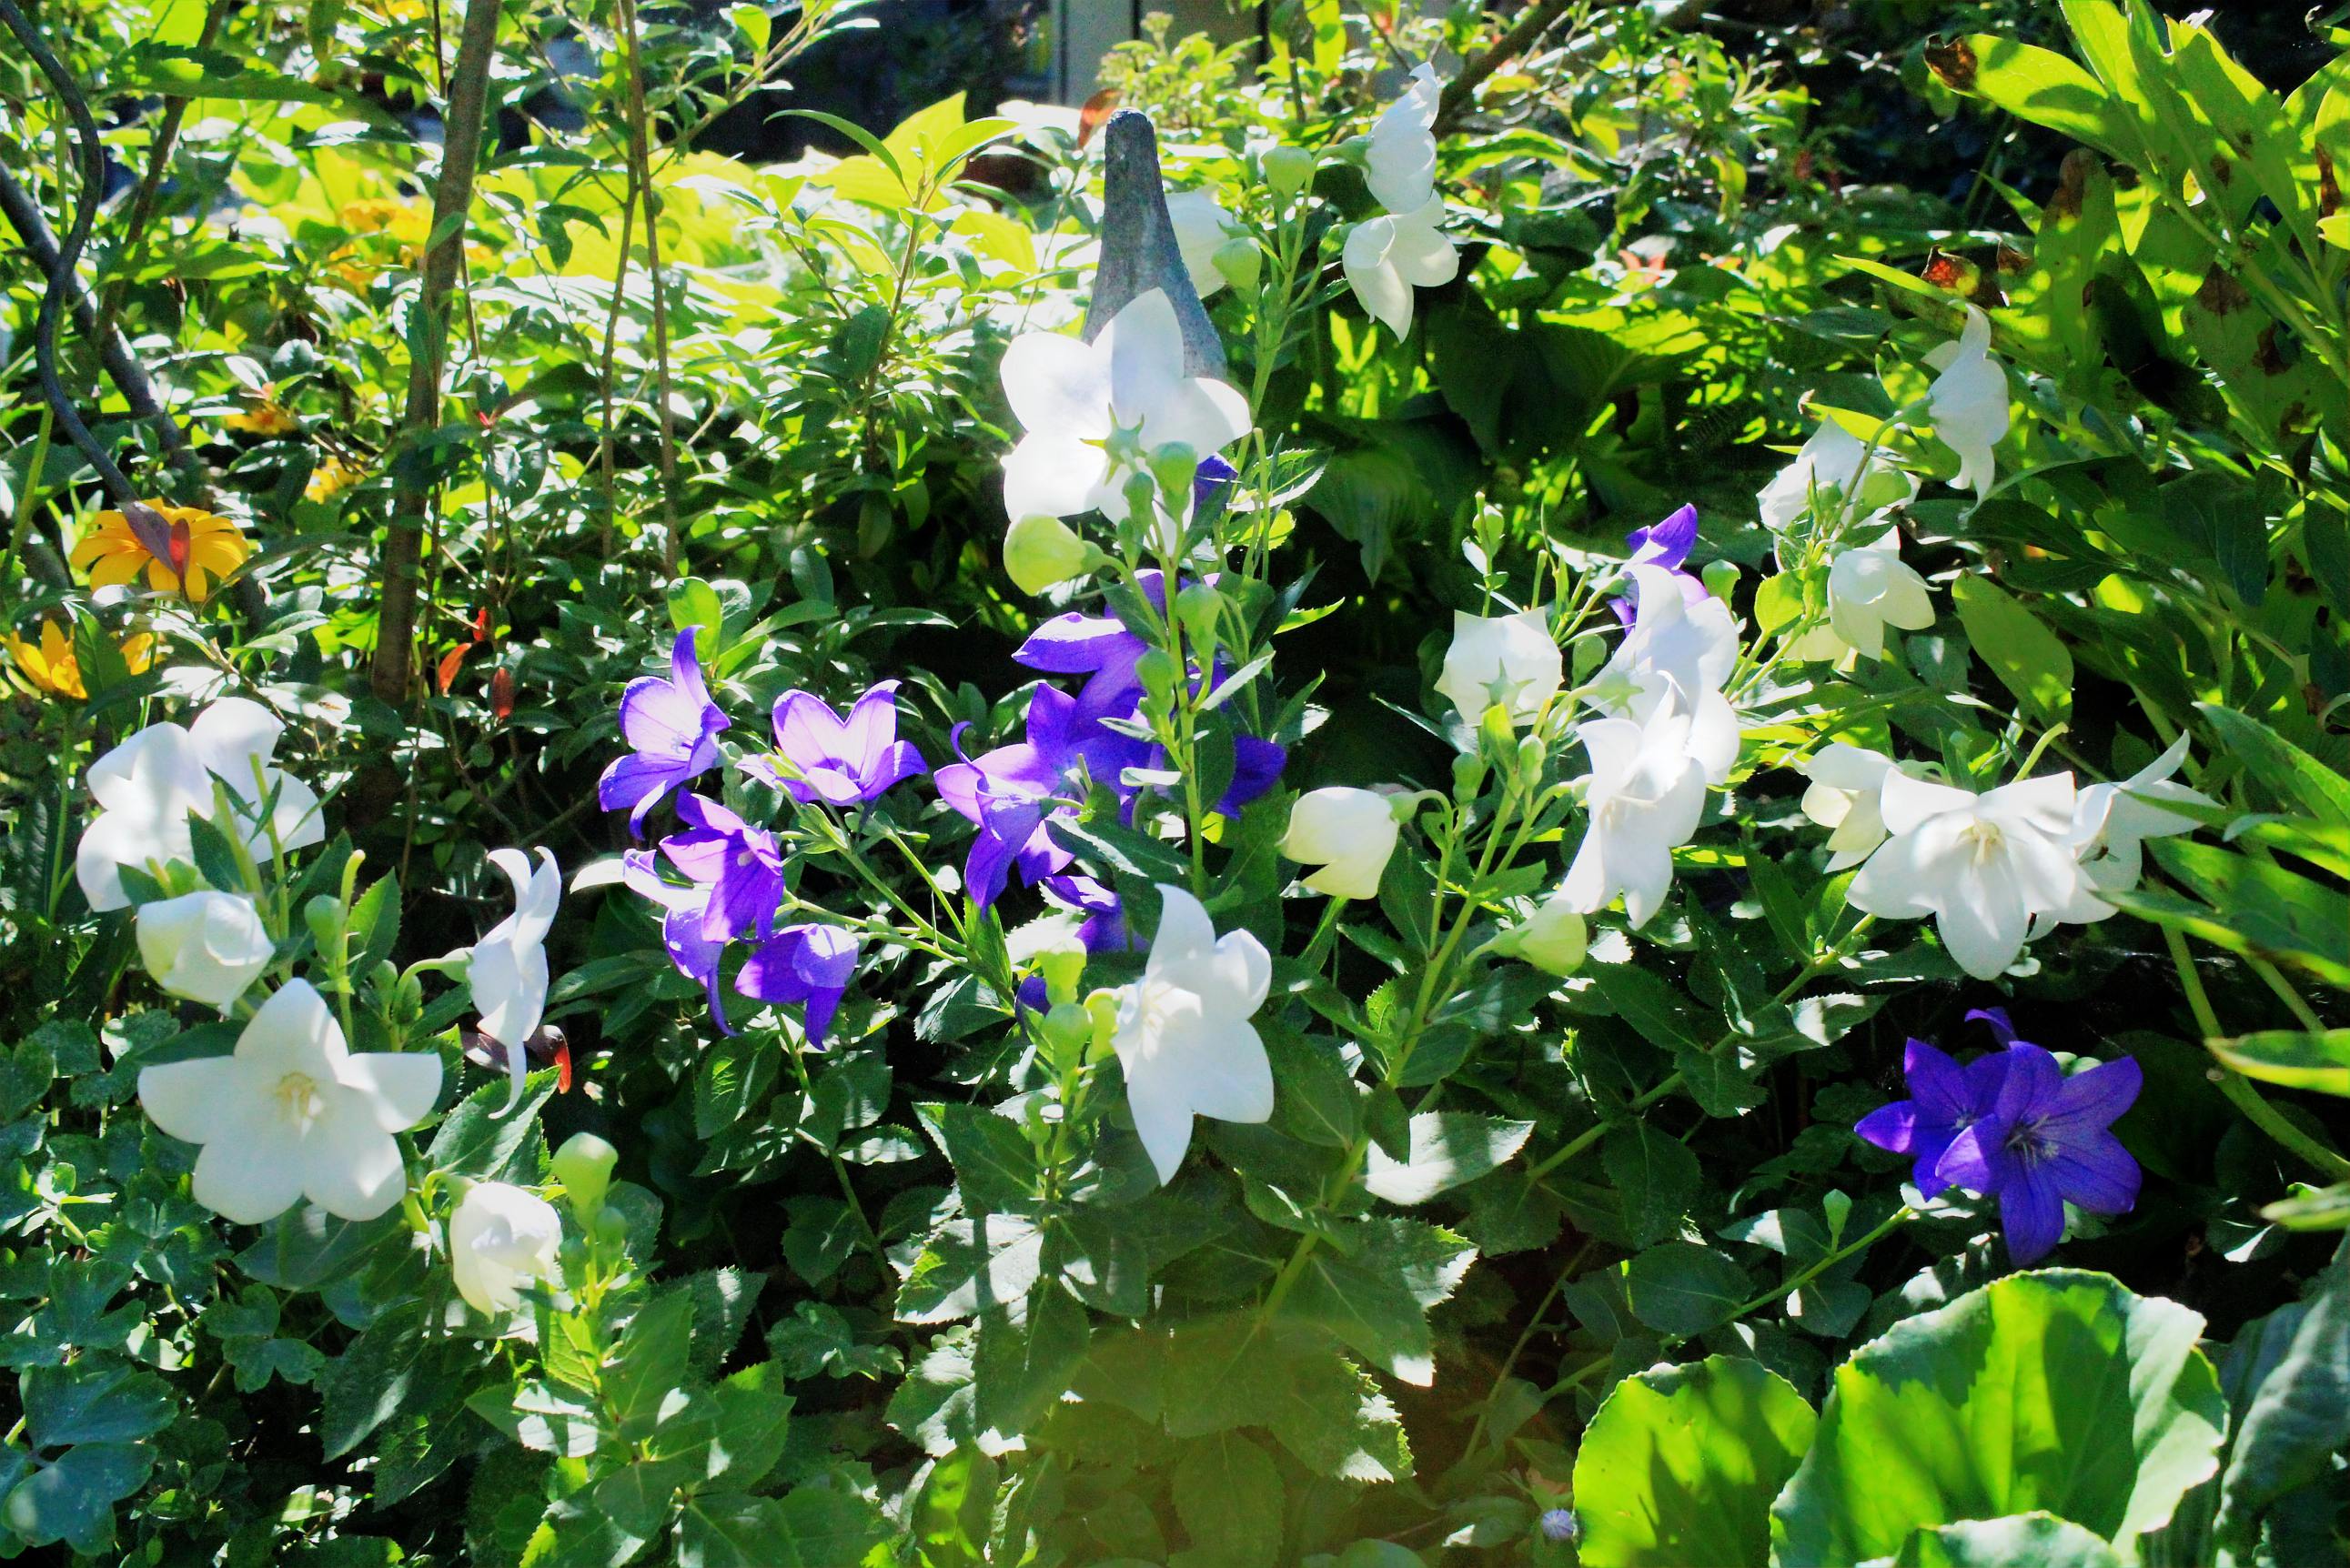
2063,733,2214,910
998,288,1253,527
136,890,276,1011
1436,607,1563,729
77,696,325,911
1280,787,1399,900
1925,305,2010,498
1563,699,1711,929
1114,884,1274,1185
1755,420,1917,537
470,848,561,1113
449,1181,564,1315
1823,530,1934,660
137,979,441,1225
1343,63,1458,338
1799,743,1901,871
1847,770,2086,980
1588,565,1741,784
1165,187,1244,300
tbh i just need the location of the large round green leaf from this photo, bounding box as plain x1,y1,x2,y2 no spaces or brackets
1571,1354,1817,1567
1891,1513,2124,1567
1770,1270,2224,1567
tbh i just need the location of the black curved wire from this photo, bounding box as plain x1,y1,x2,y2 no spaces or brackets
1,0,138,504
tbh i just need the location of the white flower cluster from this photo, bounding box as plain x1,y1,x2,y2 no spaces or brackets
1342,64,1460,338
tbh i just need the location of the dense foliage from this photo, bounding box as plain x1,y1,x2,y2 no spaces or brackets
3,1,2348,1564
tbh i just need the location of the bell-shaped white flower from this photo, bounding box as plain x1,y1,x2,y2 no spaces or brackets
1166,188,1243,300
1342,202,1457,338
1755,420,1916,536
450,1181,564,1315
137,979,440,1224
77,697,325,910
1588,566,1741,783
2067,733,2214,903
1280,787,1399,900
1925,306,2010,498
1847,770,2085,979
470,847,560,1113
1563,699,1710,929
1824,530,1934,660
1436,607,1562,729
136,890,275,1011
1800,743,1900,871
1114,884,1273,1184
1366,63,1441,214
998,288,1253,526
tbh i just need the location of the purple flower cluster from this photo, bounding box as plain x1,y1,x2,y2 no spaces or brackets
1856,1009,2142,1264
935,571,1283,922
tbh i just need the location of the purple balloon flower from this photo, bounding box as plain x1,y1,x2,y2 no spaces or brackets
661,794,787,942
1611,503,1708,625
1194,453,1240,515
1853,1035,2012,1200
1043,872,1129,952
621,848,735,1035
739,923,860,1050
934,710,1075,911
748,679,927,807
1938,1035,2143,1265
598,629,730,833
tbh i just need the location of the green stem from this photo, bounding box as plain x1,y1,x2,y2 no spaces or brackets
2164,927,2350,1181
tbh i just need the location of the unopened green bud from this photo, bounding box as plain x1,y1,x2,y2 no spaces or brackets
1175,581,1224,654
1039,1001,1093,1070
1004,514,1095,595
304,894,345,952
1516,733,1548,786
1082,988,1123,1060
1452,752,1488,801
1148,441,1200,506
1039,945,1087,1004
552,1132,619,1218
1508,896,1588,977
1265,145,1315,196
1212,236,1261,297
1700,558,1740,600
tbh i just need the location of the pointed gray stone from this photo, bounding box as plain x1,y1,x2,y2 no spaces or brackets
1084,109,1226,379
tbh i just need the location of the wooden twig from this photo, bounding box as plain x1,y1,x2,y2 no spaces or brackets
369,0,504,706
616,0,681,576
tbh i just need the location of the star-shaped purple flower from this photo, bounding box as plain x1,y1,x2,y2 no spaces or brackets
1611,503,1709,625
1938,1035,2143,1265
621,848,735,1035
748,679,927,807
1853,1034,2012,1200
739,923,860,1050
660,794,787,942
598,629,730,833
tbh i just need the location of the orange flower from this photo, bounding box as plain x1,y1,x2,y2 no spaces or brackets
306,455,363,502
69,503,252,602
5,619,156,701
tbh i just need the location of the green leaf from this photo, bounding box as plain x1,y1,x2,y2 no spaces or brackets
1927,35,2137,161
2210,1029,2350,1097
1173,1432,1285,1568
1361,1112,1533,1204
972,1284,1090,1433
1570,1355,1817,1568
915,1102,1041,1211
1284,1219,1477,1387
706,1362,796,1490
605,1290,695,1442
1952,574,2073,727
1891,1514,2124,1568
1623,1242,1753,1336
1,1440,153,1553
1603,1125,1701,1246
2213,1239,2350,1549
20,1361,176,1446
1770,1270,2225,1565
678,1489,888,1568
2194,703,2350,829
427,1068,557,1181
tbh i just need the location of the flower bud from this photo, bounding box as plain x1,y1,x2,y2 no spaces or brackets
1038,945,1087,1005
551,1131,619,1218
1280,787,1399,900
1508,896,1588,976
1039,1001,1093,1071
304,893,345,954
1175,581,1224,658
1003,514,1094,595
1700,558,1740,600
449,1181,563,1314
1212,236,1262,297
136,890,275,1011
1148,442,1201,508
1264,145,1315,196
1516,733,1548,786
1452,752,1487,802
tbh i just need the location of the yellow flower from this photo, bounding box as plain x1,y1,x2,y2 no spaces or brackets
223,394,300,437
5,620,156,701
69,503,252,602
328,196,493,285
307,456,363,502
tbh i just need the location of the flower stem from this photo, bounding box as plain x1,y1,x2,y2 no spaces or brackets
2163,926,2350,1181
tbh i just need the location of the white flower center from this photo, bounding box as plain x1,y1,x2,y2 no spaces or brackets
1133,976,1186,1040
273,1070,327,1131
1961,819,2006,863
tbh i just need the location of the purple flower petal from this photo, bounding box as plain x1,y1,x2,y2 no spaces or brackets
1626,503,1699,570
1966,1007,2022,1046
2051,1134,2141,1214
1854,1100,1923,1156
1999,1162,2067,1264
1934,1119,2012,1195
2042,1054,2143,1131
600,630,728,834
